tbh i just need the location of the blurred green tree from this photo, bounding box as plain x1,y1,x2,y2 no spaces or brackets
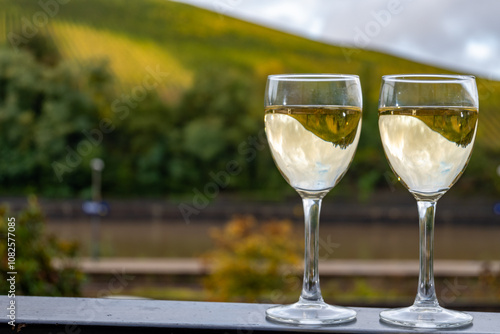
170,66,268,192
0,196,84,296
0,43,114,197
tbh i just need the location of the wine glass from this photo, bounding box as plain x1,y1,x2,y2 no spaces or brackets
378,74,478,328
264,74,362,325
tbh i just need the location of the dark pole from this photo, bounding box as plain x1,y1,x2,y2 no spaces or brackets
90,158,104,260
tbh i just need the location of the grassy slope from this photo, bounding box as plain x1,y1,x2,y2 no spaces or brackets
1,0,499,150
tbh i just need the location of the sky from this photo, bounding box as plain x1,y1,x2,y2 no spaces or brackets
177,0,500,80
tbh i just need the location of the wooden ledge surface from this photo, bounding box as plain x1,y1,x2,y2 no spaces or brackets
1,296,500,333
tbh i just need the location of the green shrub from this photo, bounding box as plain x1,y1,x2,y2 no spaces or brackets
0,196,84,296
203,215,302,302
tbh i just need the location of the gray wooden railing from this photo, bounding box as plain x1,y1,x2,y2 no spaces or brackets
1,296,499,333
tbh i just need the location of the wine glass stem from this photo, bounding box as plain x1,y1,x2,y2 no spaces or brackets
414,200,439,307
300,196,324,302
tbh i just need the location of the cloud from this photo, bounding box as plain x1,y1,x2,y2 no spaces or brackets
177,0,500,79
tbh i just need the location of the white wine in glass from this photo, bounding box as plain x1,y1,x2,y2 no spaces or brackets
265,106,362,192
264,74,362,325
378,75,478,328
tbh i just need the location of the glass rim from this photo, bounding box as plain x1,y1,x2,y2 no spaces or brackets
268,74,359,81
382,74,475,83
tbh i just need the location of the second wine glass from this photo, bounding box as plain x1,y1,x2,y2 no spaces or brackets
264,74,362,325
378,74,478,328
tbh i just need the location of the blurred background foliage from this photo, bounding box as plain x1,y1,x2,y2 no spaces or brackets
203,215,302,302
0,196,84,296
0,0,499,200
0,0,499,307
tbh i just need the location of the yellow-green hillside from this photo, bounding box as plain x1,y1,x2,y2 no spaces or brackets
1,0,499,151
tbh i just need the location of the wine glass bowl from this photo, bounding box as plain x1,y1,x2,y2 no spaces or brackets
378,74,478,328
264,74,362,325
265,105,362,193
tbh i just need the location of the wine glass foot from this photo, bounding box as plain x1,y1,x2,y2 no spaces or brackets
380,305,473,328
266,298,356,325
